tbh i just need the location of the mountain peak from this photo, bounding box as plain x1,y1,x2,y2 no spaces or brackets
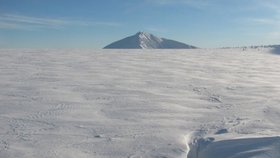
136,31,145,35
104,32,197,49
136,31,149,35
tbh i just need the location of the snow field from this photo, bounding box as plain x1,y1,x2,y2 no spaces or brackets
0,48,279,158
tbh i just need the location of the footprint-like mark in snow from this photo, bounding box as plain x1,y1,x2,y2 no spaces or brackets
7,103,74,141
191,86,223,104
27,103,74,120
8,118,56,140
0,140,9,152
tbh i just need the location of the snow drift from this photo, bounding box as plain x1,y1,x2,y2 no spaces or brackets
187,136,280,158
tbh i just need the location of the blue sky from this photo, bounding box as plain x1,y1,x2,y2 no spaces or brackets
0,0,280,48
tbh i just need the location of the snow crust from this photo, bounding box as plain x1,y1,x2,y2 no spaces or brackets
0,48,279,158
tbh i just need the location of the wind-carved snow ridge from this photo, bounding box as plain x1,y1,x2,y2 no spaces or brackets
185,130,213,158
186,133,280,158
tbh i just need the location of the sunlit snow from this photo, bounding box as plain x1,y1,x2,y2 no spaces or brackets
0,48,279,158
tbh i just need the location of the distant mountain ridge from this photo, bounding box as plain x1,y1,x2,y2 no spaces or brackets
104,32,197,49
221,45,280,49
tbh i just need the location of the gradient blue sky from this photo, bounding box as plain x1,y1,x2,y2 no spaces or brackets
0,0,280,48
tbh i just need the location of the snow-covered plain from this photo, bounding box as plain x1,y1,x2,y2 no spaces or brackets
0,48,279,158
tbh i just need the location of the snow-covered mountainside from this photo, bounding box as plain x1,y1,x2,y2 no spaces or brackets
0,48,280,158
104,32,196,49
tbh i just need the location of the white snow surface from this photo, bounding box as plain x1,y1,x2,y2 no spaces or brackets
138,32,163,49
0,48,280,158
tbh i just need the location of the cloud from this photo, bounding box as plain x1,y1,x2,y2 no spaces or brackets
0,14,122,30
0,21,21,29
145,0,210,9
267,32,280,39
248,18,280,25
257,0,280,13
235,0,280,27
0,14,66,29
240,16,280,41
77,21,122,27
